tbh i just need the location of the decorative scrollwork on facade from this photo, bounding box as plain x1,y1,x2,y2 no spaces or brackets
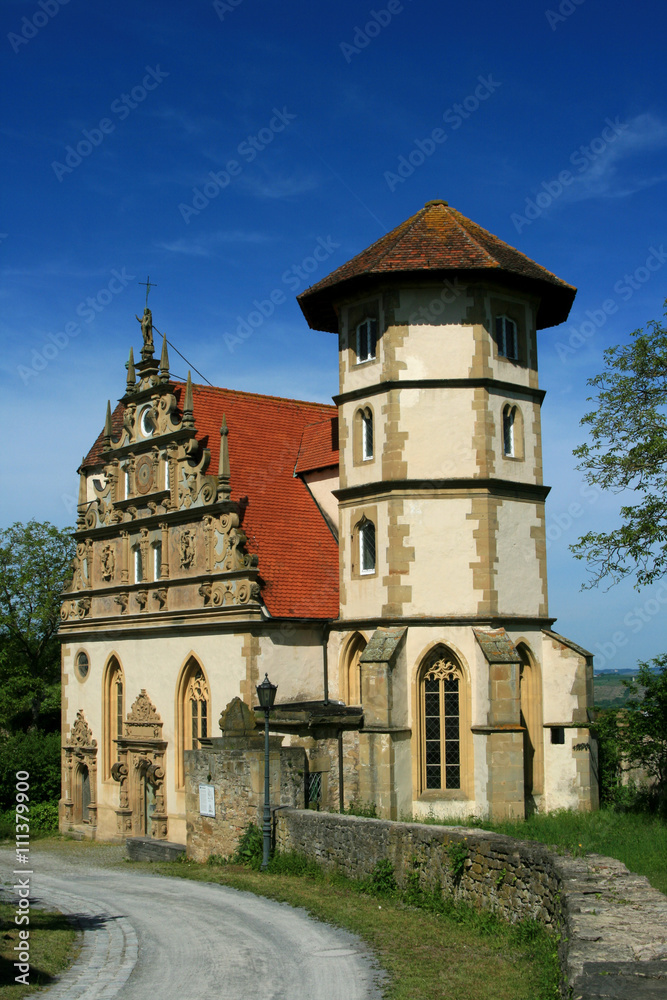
213,512,257,572
136,589,148,611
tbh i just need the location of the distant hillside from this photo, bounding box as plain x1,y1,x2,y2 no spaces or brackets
594,671,646,709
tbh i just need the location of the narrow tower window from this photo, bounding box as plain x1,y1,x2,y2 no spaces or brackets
356,318,377,363
502,405,515,457
134,546,143,584
362,409,373,460
359,519,376,574
495,316,518,360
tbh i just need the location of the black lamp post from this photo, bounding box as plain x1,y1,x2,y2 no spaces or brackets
256,673,278,871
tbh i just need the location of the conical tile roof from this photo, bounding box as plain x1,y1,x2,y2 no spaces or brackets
298,200,576,331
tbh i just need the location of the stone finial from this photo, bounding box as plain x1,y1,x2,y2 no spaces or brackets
217,414,231,499
103,401,112,448
77,460,87,526
219,697,257,735
126,346,136,392
159,335,170,383
183,371,195,429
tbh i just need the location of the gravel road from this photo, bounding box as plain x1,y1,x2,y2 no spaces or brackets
0,843,385,1000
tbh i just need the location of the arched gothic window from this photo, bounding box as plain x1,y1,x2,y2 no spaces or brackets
176,660,210,788
419,648,470,793
103,656,124,779
341,632,366,705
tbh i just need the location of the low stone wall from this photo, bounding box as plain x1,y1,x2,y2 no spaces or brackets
185,741,306,862
275,809,667,998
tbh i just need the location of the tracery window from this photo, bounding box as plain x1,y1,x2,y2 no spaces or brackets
177,660,210,788
420,651,463,791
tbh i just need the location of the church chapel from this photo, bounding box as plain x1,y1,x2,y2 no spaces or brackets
59,201,597,843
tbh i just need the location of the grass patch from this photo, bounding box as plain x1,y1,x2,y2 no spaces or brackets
129,852,559,1000
0,903,79,999
415,807,667,895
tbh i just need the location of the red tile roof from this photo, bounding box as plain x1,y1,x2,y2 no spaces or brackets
298,200,576,332
294,417,339,474
83,386,339,620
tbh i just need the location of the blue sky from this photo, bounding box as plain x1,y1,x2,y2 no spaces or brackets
1,0,666,670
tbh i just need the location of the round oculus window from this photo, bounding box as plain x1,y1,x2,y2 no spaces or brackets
75,651,90,680
135,455,154,495
140,407,155,437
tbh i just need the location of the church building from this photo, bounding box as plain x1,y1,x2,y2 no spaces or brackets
59,200,598,844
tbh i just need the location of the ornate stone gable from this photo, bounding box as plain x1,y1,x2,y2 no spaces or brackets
66,709,97,748
61,316,262,625
125,689,163,739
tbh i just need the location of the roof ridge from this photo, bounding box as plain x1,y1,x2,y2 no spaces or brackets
176,382,335,410
445,207,502,267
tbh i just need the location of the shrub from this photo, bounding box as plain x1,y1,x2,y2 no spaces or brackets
232,822,264,869
344,800,378,818
0,730,61,809
364,858,397,896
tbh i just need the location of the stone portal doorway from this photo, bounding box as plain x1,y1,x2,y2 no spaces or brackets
112,690,168,839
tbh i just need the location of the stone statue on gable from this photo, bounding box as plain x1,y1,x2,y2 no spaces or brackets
136,307,154,354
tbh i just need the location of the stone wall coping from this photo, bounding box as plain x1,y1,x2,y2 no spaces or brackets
275,809,667,998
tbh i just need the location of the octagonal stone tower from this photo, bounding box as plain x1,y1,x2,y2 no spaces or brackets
298,201,596,822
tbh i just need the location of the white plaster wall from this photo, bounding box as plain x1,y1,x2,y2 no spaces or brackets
393,287,475,381
62,624,327,842
301,468,339,527
495,501,546,616
393,388,479,480
400,497,478,617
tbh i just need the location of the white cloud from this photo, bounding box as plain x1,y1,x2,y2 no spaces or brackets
154,230,275,257
565,113,667,202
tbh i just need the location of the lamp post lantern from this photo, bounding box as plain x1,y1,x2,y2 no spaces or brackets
256,673,277,871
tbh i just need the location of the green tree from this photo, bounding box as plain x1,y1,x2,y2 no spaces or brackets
0,520,74,731
619,656,667,794
571,302,667,588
